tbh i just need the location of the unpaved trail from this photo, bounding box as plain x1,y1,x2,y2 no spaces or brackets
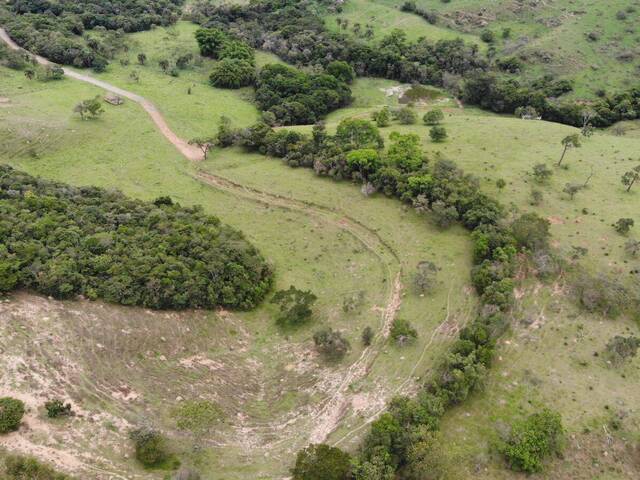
195,171,403,445
0,27,201,161
0,27,410,446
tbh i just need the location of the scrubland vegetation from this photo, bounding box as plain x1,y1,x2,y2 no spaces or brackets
0,0,639,479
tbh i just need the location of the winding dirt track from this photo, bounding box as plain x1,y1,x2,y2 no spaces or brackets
0,27,407,447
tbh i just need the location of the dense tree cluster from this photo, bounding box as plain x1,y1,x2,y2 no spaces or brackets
1,0,183,69
463,72,640,128
0,165,273,309
255,64,352,125
190,0,640,128
191,0,485,86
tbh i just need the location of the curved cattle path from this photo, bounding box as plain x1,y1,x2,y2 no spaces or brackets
0,27,408,447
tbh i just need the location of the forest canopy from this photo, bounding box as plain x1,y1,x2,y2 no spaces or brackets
0,165,273,310
1,0,184,69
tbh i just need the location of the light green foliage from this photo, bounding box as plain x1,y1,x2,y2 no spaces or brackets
336,119,383,150
73,96,104,120
500,409,564,473
3,455,71,480
423,109,444,126
386,132,423,171
172,400,223,433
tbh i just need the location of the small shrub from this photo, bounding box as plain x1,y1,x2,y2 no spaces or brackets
496,178,506,189
361,326,374,346
271,286,317,327
429,126,447,142
390,318,418,346
44,399,73,418
394,106,417,125
423,109,444,126
129,427,171,468
0,397,25,433
500,409,564,473
172,400,222,433
4,455,70,480
614,217,634,235
605,335,640,365
413,261,439,294
313,328,351,360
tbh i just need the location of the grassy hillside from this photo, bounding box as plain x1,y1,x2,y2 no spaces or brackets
0,65,475,478
339,0,640,99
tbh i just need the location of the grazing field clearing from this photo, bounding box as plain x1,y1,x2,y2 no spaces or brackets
92,21,267,140
0,65,475,478
324,0,481,44
331,0,640,98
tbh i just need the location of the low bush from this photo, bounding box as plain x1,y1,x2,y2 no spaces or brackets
0,397,25,433
3,455,70,480
500,409,564,473
313,328,351,360
129,427,171,468
44,399,73,418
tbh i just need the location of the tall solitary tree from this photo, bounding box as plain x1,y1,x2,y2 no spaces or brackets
621,165,640,192
188,137,215,160
558,134,581,166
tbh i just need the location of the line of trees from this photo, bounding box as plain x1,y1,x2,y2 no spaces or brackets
213,116,562,477
0,165,273,310
189,0,640,129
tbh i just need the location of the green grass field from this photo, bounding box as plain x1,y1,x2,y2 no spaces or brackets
2,6,640,477
331,0,640,99
0,64,475,478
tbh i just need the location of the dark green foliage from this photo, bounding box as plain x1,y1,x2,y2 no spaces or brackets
255,64,352,125
313,328,351,360
614,217,634,234
500,409,564,473
222,119,517,478
429,126,447,142
0,397,25,433
326,61,355,84
362,326,374,346
390,318,418,345
271,286,317,327
511,213,551,251
44,399,72,418
129,427,171,468
3,455,71,480
195,28,228,58
3,0,182,69
0,166,273,309
291,444,351,480
209,58,255,89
